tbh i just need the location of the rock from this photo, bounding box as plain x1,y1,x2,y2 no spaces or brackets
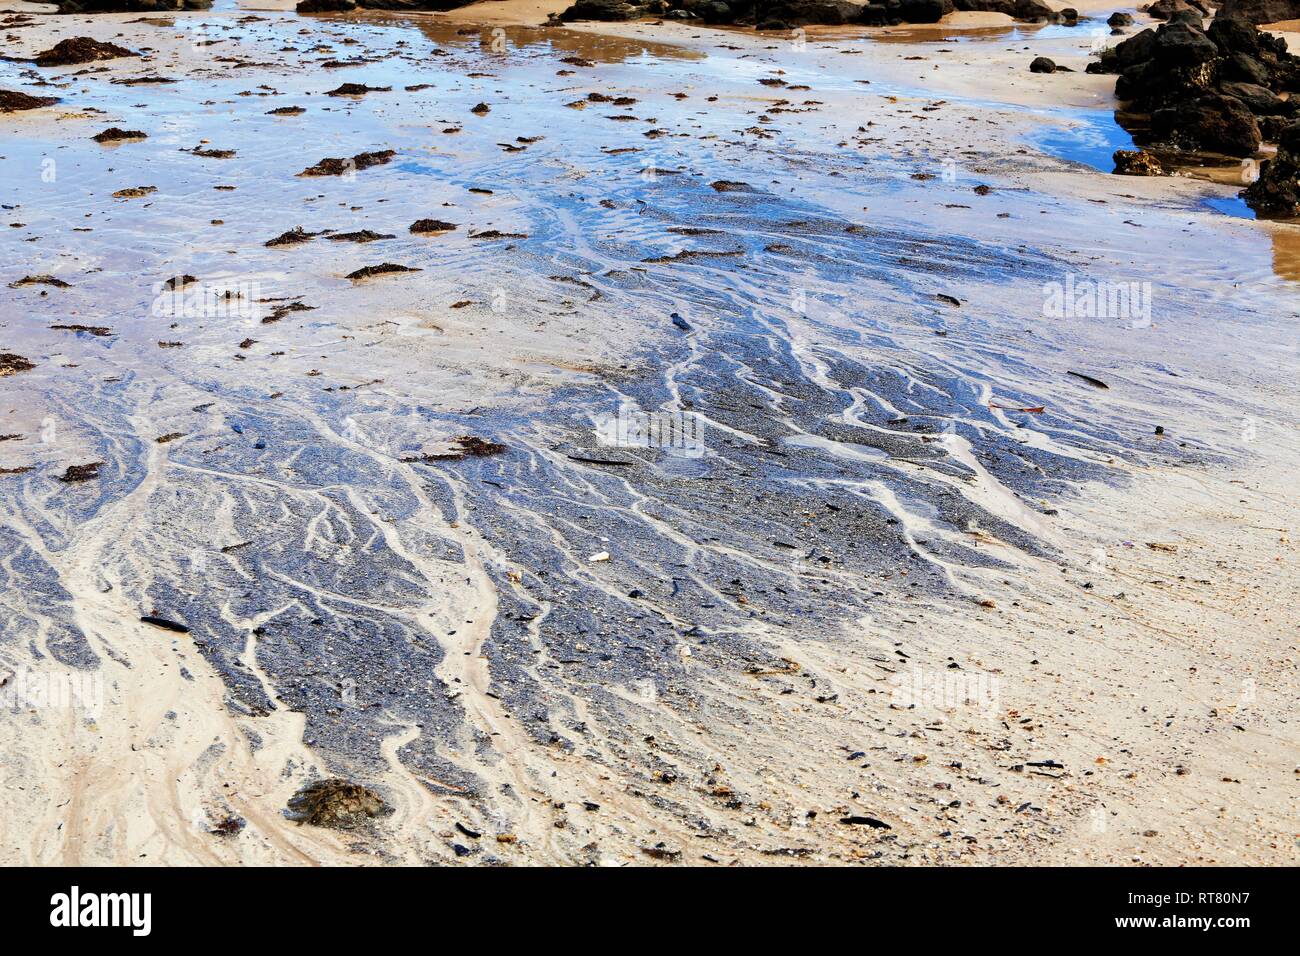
92,127,147,142
1113,148,1165,174
1151,93,1262,154
1244,120,1300,216
0,89,60,112
31,37,138,66
1219,79,1291,113
1145,0,1208,20
898,0,952,22
0,353,35,376
1108,11,1134,26
1030,55,1058,72
759,0,869,25
1060,6,1079,23
558,0,646,19
286,779,393,829
296,0,357,10
1216,0,1300,23
1222,50,1272,85
55,0,211,10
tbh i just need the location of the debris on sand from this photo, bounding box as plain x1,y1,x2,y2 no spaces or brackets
0,353,35,377
402,435,507,462
468,229,528,241
112,185,156,199
10,274,70,288
286,779,392,829
50,323,112,336
471,102,490,114
31,37,138,67
409,218,457,234
345,263,421,280
839,815,892,829
58,462,103,482
325,82,391,96
140,614,189,632
261,301,314,323
710,180,752,192
266,105,305,115
1067,370,1110,389
328,229,395,243
1113,149,1163,176
163,274,197,290
209,815,246,836
93,127,148,143
185,145,235,159
265,226,320,247
0,89,60,112
298,149,394,177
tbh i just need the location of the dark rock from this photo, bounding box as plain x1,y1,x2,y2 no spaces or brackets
1030,55,1058,73
31,37,138,66
1108,11,1134,26
558,0,645,19
286,779,393,829
1113,148,1165,174
1219,79,1291,112
1151,92,1262,154
0,89,60,112
1216,0,1300,24
296,0,357,10
1243,120,1300,215
92,127,147,142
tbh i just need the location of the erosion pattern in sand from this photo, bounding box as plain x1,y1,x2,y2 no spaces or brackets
0,3,1296,865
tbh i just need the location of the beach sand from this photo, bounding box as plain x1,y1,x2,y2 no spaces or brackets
0,1,1295,866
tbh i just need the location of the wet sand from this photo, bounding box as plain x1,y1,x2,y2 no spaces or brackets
0,2,1296,866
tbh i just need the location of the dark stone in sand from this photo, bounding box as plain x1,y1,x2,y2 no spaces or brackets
265,226,320,246
409,218,457,233
328,229,395,243
1108,10,1133,26
10,274,70,288
31,37,138,67
58,462,104,482
0,89,61,112
345,263,421,280
1030,56,1058,73
558,0,645,19
93,127,147,142
298,149,395,176
325,82,391,96
1112,148,1165,174
0,353,35,376
286,779,392,829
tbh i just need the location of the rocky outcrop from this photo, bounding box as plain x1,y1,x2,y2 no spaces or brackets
31,37,139,66
1243,120,1300,216
1217,0,1300,23
1089,16,1300,156
556,0,1056,25
55,0,211,11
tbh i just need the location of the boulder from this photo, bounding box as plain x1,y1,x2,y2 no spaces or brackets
1151,92,1262,153
1243,120,1300,216
1145,0,1209,19
1030,56,1059,72
899,0,952,21
1220,78,1291,111
296,0,356,9
1108,11,1135,26
1222,49,1272,83
558,0,646,18
1113,148,1166,174
1216,0,1300,23
758,0,866,23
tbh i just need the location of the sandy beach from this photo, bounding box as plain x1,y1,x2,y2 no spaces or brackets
0,0,1296,867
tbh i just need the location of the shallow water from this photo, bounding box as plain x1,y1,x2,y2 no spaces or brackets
2,8,1298,862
